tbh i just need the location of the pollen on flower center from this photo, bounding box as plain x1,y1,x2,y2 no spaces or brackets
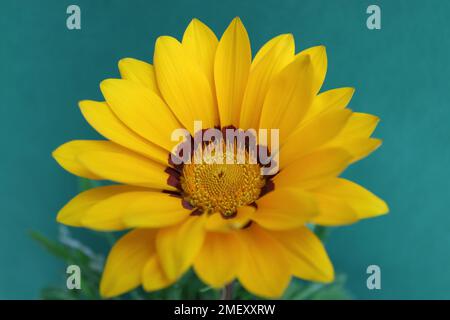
180,143,266,217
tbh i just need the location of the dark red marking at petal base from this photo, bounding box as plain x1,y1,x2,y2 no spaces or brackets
242,221,253,229
190,208,204,216
162,190,182,198
259,179,275,197
249,202,258,209
182,199,195,210
165,167,182,190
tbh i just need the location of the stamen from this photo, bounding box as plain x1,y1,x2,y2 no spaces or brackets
180,140,266,217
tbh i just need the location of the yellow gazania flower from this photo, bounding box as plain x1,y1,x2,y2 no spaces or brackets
53,17,388,298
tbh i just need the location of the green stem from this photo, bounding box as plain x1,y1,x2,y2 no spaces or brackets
220,282,234,300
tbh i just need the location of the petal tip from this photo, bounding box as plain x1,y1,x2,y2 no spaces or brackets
322,257,335,283
51,148,59,161
232,16,242,23
156,35,177,45
307,44,326,54
228,17,246,32
55,207,80,227
378,198,389,216
189,18,203,26
99,78,115,92
77,99,93,111
117,58,136,73
118,57,129,67
99,280,116,299
51,143,68,162
55,211,64,223
284,33,294,41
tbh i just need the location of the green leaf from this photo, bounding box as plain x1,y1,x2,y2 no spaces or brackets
30,230,87,263
41,287,80,300
283,274,352,300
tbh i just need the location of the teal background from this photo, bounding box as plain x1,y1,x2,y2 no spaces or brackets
1,0,449,299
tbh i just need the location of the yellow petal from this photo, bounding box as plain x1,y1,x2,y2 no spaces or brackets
304,87,355,122
156,215,206,280
259,54,315,142
309,193,359,226
82,191,183,231
57,185,139,227
123,193,190,228
182,18,218,90
77,149,173,190
240,34,295,130
253,188,317,230
118,58,160,94
100,79,180,151
205,206,255,232
274,148,351,189
236,225,291,298
271,227,334,282
79,100,168,164
327,137,381,163
312,178,388,219
338,112,379,138
324,113,381,163
279,109,351,169
298,45,327,94
194,232,242,288
142,255,174,291
154,36,217,133
52,140,125,180
252,33,294,66
100,229,156,298
214,17,251,127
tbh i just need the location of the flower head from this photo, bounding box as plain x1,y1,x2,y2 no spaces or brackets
53,17,388,298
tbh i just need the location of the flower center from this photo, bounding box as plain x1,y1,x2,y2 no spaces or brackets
180,144,266,217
